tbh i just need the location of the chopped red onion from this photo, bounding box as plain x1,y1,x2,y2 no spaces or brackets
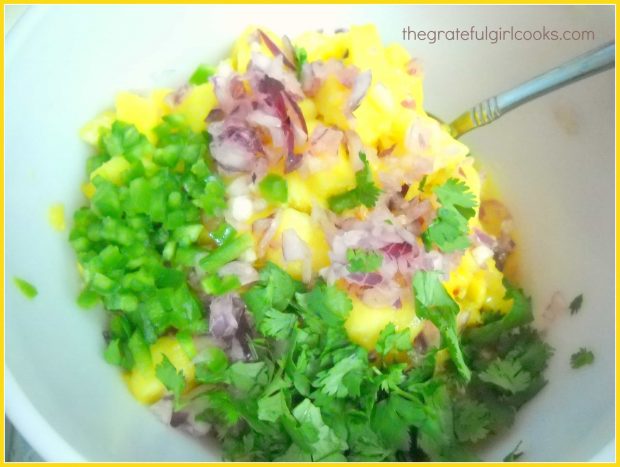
209,293,245,339
258,29,296,70
219,261,259,286
347,70,372,113
282,228,310,262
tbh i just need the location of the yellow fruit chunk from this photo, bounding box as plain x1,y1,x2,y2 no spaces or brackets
313,75,350,130
352,83,396,148
264,208,330,280
346,24,384,73
443,251,512,326
172,83,218,133
298,98,317,121
115,89,170,142
90,156,131,185
79,110,115,145
345,297,423,351
293,30,350,62
48,203,65,232
286,145,356,212
125,336,196,405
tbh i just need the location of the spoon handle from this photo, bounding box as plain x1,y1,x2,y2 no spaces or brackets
449,41,615,138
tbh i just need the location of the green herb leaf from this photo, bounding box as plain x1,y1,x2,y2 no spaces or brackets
454,400,490,443
413,270,471,381
346,248,383,273
422,178,477,252
13,277,38,299
289,399,348,461
328,152,381,213
503,441,524,461
479,358,531,394
155,355,186,406
569,293,583,315
314,348,367,398
570,347,594,369
463,284,533,345
257,391,286,422
375,323,412,357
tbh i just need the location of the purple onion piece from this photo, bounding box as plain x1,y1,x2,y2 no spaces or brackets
258,29,296,70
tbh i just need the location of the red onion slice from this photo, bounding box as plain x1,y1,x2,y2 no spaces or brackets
347,70,372,112
282,91,308,135
282,228,310,262
258,29,296,71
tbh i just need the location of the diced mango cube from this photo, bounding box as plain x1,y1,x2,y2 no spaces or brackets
345,297,423,350
264,207,330,280
125,336,196,405
115,90,171,142
172,83,218,133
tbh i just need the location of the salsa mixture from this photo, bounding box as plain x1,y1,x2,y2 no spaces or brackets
69,25,552,461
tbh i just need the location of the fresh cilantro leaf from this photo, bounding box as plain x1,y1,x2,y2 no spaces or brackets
376,323,412,357
347,419,394,461
479,358,531,394
464,284,533,345
503,441,524,461
259,308,297,340
434,178,477,218
569,294,583,315
257,391,286,422
423,207,470,252
155,355,186,405
296,282,352,326
314,348,367,398
13,277,38,299
274,443,313,462
328,152,381,213
228,361,268,394
413,271,471,381
294,46,308,78
504,329,553,375
346,248,383,273
378,363,407,392
259,262,298,310
454,400,490,443
570,348,594,369
243,262,299,324
289,399,348,461
422,178,477,253
409,382,455,460
202,390,241,426
372,395,419,450
195,347,230,384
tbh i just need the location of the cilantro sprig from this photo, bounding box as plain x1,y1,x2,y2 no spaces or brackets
570,348,594,369
569,294,583,315
422,178,477,252
328,152,381,213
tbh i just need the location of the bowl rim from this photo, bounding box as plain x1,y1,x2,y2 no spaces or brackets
4,4,616,462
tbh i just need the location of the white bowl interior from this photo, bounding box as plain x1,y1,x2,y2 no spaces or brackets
6,5,615,461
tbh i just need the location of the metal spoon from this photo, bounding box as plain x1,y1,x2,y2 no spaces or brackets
432,41,615,139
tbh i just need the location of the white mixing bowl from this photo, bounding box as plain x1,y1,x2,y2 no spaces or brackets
5,5,615,461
